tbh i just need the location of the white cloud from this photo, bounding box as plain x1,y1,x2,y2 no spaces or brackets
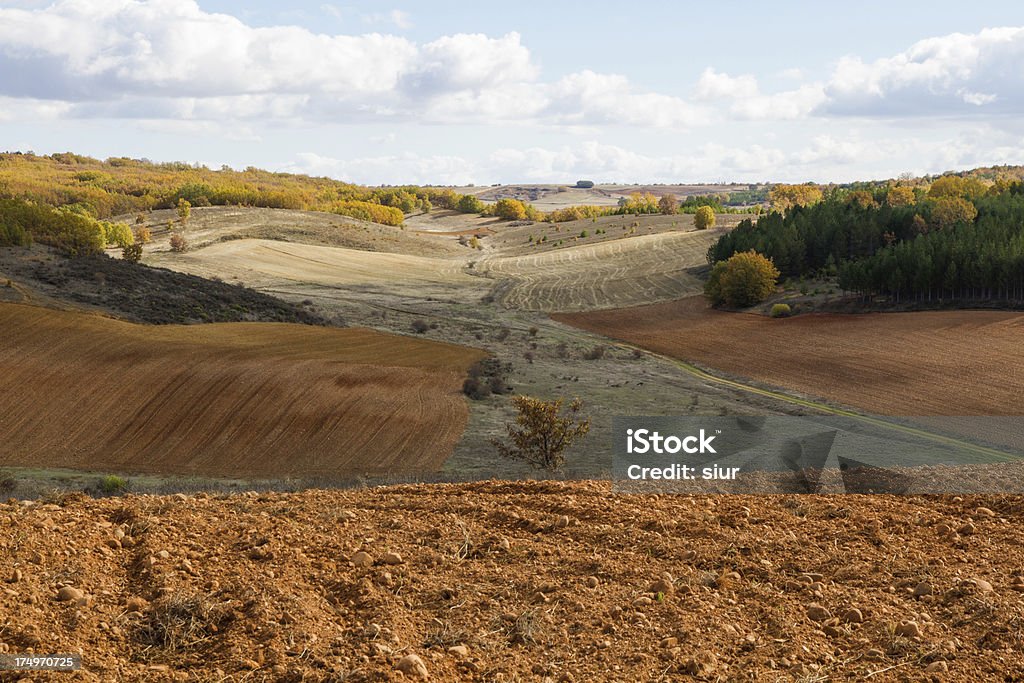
547,70,709,128
821,26,1024,116
730,84,827,121
694,68,759,101
0,2,705,129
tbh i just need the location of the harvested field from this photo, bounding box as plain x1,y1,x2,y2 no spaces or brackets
134,206,460,257
480,230,720,312
2,481,1023,681
153,238,478,294
556,296,1024,416
0,303,485,478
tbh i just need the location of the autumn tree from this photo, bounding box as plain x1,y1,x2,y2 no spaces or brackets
176,197,191,224
491,395,591,472
927,175,986,202
704,250,780,308
495,198,528,221
658,193,678,215
768,183,823,212
456,194,484,214
886,185,916,207
930,197,978,231
694,205,716,230
847,190,878,210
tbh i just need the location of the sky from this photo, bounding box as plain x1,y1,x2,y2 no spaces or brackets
0,0,1022,185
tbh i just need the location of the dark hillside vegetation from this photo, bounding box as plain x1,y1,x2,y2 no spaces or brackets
709,176,1024,305
0,246,332,325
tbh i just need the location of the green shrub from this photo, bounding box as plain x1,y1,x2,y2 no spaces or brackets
770,303,791,318
122,243,143,262
0,220,31,247
97,474,130,496
456,194,485,214
101,221,135,248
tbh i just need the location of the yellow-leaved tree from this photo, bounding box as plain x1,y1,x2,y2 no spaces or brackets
768,184,823,212
705,250,780,308
694,205,716,230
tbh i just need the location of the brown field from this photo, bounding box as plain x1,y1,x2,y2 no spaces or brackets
0,303,485,478
3,481,1023,681
555,296,1024,416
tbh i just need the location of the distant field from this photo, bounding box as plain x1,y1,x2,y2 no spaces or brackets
481,230,720,311
556,296,1024,416
134,205,460,257
151,238,479,295
0,304,485,478
447,183,757,210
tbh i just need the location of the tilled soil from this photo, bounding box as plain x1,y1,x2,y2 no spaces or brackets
555,295,1024,416
2,481,1023,681
0,304,484,479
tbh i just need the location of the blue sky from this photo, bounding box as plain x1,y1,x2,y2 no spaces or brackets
1,1,1022,184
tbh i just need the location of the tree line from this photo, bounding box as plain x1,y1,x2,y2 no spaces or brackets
0,153,755,231
708,176,1024,304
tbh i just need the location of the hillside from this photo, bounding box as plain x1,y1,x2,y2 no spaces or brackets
1,481,1023,681
0,304,485,479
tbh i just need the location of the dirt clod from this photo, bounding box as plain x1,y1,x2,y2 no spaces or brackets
396,653,429,679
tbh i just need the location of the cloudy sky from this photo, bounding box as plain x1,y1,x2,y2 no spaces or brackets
1,0,1022,184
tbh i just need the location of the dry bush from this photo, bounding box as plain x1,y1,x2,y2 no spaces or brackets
168,232,188,253
138,593,232,653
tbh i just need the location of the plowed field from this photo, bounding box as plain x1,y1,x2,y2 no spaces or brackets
555,296,1024,416
2,481,1023,681
0,304,485,477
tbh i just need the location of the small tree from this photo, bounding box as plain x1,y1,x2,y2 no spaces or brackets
122,243,143,262
705,250,779,308
492,396,591,472
658,193,678,215
694,205,716,230
177,198,192,224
